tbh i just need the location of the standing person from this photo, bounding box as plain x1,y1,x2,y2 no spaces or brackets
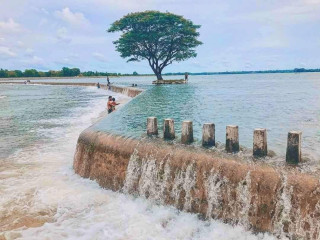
107,76,111,90
184,72,188,82
107,96,113,114
111,97,120,111
97,82,100,89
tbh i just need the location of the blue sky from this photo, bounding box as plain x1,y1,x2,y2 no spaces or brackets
0,0,320,73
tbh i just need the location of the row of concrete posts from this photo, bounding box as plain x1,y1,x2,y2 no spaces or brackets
147,117,302,164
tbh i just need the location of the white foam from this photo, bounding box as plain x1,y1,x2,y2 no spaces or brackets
1,87,277,240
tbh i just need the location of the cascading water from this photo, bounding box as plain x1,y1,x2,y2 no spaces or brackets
123,148,256,227
117,142,320,239
204,169,225,220
124,149,199,212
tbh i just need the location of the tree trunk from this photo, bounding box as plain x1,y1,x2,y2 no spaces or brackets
153,69,163,80
148,61,163,81
156,73,163,80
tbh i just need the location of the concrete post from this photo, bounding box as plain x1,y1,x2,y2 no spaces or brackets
147,117,158,136
181,121,193,144
286,131,302,164
163,119,175,140
226,125,239,153
202,123,215,147
253,128,267,157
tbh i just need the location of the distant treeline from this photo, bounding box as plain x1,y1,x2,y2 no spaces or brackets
0,67,319,78
164,68,320,75
0,67,124,78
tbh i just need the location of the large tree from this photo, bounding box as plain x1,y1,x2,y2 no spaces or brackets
108,11,202,80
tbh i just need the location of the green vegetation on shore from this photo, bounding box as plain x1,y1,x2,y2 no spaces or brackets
0,67,320,79
0,67,122,79
164,68,320,75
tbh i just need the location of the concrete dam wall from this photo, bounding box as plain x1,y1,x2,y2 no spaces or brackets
0,81,144,98
74,130,320,239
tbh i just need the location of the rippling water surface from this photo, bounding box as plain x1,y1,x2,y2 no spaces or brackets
0,82,275,239
93,73,320,167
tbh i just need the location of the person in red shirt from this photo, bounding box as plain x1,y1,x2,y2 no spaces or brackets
111,97,120,111
107,96,113,114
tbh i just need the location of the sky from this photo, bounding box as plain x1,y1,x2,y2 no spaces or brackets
0,0,320,74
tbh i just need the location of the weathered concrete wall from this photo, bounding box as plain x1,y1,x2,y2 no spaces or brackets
0,81,144,98
108,85,143,97
74,130,320,239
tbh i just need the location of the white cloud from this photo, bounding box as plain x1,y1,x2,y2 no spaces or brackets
230,0,320,25
40,7,49,15
25,48,34,56
299,62,307,68
28,56,44,65
69,53,79,58
54,57,75,67
31,6,49,15
20,55,47,69
89,0,148,10
245,62,252,69
56,27,72,43
54,7,89,27
0,46,17,58
16,41,25,48
92,52,108,62
0,18,22,33
250,26,289,49
39,18,48,27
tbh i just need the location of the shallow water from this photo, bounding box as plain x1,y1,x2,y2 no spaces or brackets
0,83,275,239
88,73,320,171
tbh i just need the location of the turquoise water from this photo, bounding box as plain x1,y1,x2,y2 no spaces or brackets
94,73,320,162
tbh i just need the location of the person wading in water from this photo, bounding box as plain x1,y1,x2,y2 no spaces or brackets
107,96,113,114
111,97,120,111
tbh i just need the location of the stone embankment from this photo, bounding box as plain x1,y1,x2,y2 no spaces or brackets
152,79,187,84
74,129,320,239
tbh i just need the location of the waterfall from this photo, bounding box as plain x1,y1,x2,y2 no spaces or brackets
204,169,225,219
124,148,197,210
74,131,320,239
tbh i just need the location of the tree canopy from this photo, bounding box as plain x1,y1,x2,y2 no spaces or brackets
108,11,202,80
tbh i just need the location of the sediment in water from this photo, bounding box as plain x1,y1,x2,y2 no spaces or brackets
73,129,320,239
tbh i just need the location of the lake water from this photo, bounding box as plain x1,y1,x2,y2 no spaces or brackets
0,83,275,239
93,73,320,171
17,73,319,162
